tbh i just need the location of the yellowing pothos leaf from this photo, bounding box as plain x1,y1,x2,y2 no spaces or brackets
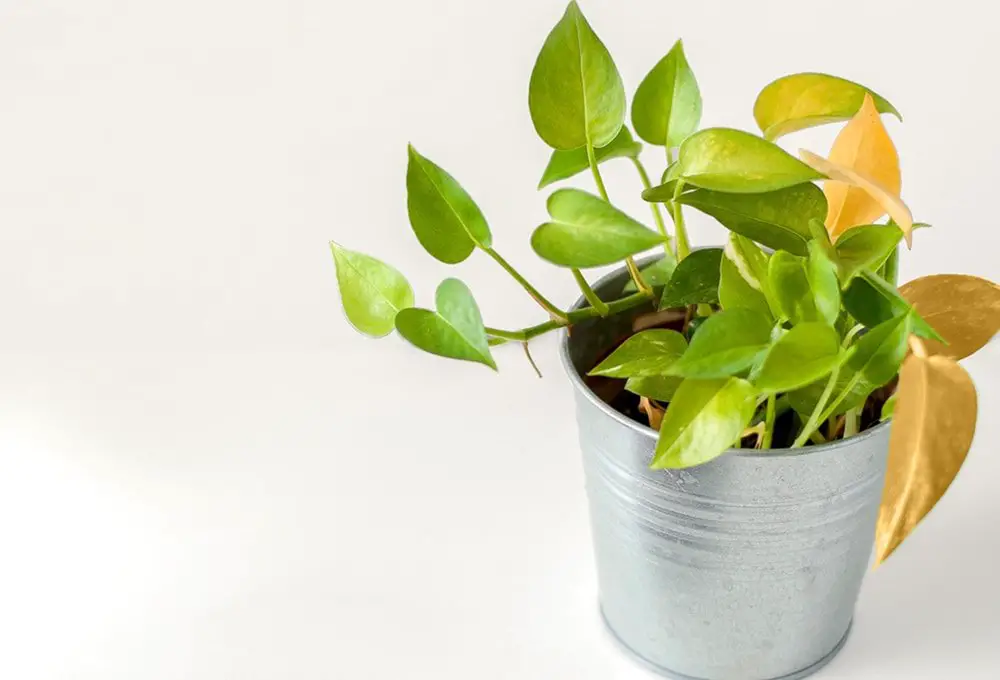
876,348,978,564
753,73,901,141
799,149,913,246
821,94,902,241
330,243,414,338
899,274,1000,359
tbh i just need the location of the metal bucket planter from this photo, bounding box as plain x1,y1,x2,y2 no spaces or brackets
561,262,889,680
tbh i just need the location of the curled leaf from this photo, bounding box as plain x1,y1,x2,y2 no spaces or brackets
899,274,1000,359
639,396,666,431
876,349,977,564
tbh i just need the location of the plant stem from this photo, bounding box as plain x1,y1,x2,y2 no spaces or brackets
670,179,691,261
485,291,655,345
483,247,568,321
631,158,673,255
572,268,610,315
762,394,776,449
587,141,649,295
844,407,861,437
792,364,842,448
666,146,674,165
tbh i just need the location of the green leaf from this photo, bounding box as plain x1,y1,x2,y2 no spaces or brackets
528,1,625,150
406,145,492,264
588,329,688,378
531,189,664,268
667,308,773,378
330,243,414,338
394,279,496,369
538,126,642,189
808,218,839,263
754,322,843,393
677,184,827,255
631,39,702,148
835,224,904,284
881,392,897,421
651,377,758,468
843,270,943,341
807,240,841,326
673,128,824,193
623,256,677,293
718,234,774,320
768,251,826,325
626,375,683,402
754,72,901,140
660,247,723,309
788,372,866,417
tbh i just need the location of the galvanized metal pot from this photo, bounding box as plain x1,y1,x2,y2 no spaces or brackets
560,262,889,680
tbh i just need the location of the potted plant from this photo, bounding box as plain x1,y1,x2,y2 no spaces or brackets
329,2,1000,678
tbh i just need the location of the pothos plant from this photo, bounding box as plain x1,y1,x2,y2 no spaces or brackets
330,1,1000,563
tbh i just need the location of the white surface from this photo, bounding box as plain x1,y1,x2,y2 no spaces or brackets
0,1,998,678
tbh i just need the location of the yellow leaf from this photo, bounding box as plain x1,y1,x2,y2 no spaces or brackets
639,396,665,430
799,149,913,246
876,344,977,564
899,274,1000,359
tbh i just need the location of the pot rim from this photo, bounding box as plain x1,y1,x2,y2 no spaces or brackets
558,258,891,460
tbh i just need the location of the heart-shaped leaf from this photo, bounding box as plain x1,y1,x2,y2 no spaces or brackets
843,270,943,341
395,279,496,369
677,183,827,256
755,322,843,393
799,149,913,246
821,94,902,240
651,377,758,468
538,126,642,189
623,256,677,293
668,308,773,378
631,39,702,148
674,128,823,193
768,249,838,325
528,1,625,150
330,243,414,337
406,145,492,264
531,189,664,268
876,350,977,564
835,223,904,284
753,72,900,140
626,375,684,402
589,329,688,378
899,274,1000,360
659,247,723,309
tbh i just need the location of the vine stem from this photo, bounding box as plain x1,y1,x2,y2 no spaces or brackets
670,179,691,261
483,247,568,321
762,394,776,449
630,158,673,256
792,363,842,448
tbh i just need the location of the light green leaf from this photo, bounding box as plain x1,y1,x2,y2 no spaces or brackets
406,145,492,264
651,377,758,468
755,322,843,393
835,224,904,284
528,1,625,150
330,243,414,338
768,251,821,324
394,279,496,369
623,256,677,293
881,392,897,421
677,184,827,255
625,375,684,402
589,329,688,378
754,72,901,140
843,270,943,341
668,308,772,378
660,247,723,309
631,39,702,147
531,189,664,268
538,126,642,189
673,128,824,193
807,240,841,326
719,234,774,320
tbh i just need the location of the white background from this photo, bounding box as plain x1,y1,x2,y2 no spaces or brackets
0,1,997,678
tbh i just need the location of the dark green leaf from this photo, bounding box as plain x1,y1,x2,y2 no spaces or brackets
843,270,943,341
528,1,625,150
631,40,701,147
406,145,492,263
651,377,758,468
531,189,664,267
625,375,683,402
588,329,688,378
667,308,772,378
395,279,496,369
538,127,642,189
677,184,827,255
755,322,843,393
660,247,723,309
623,255,677,293
673,128,824,193
330,243,414,337
835,224,904,284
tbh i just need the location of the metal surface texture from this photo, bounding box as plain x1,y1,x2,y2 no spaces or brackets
560,262,889,680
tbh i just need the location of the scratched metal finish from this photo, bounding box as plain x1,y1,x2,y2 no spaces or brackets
560,262,889,680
